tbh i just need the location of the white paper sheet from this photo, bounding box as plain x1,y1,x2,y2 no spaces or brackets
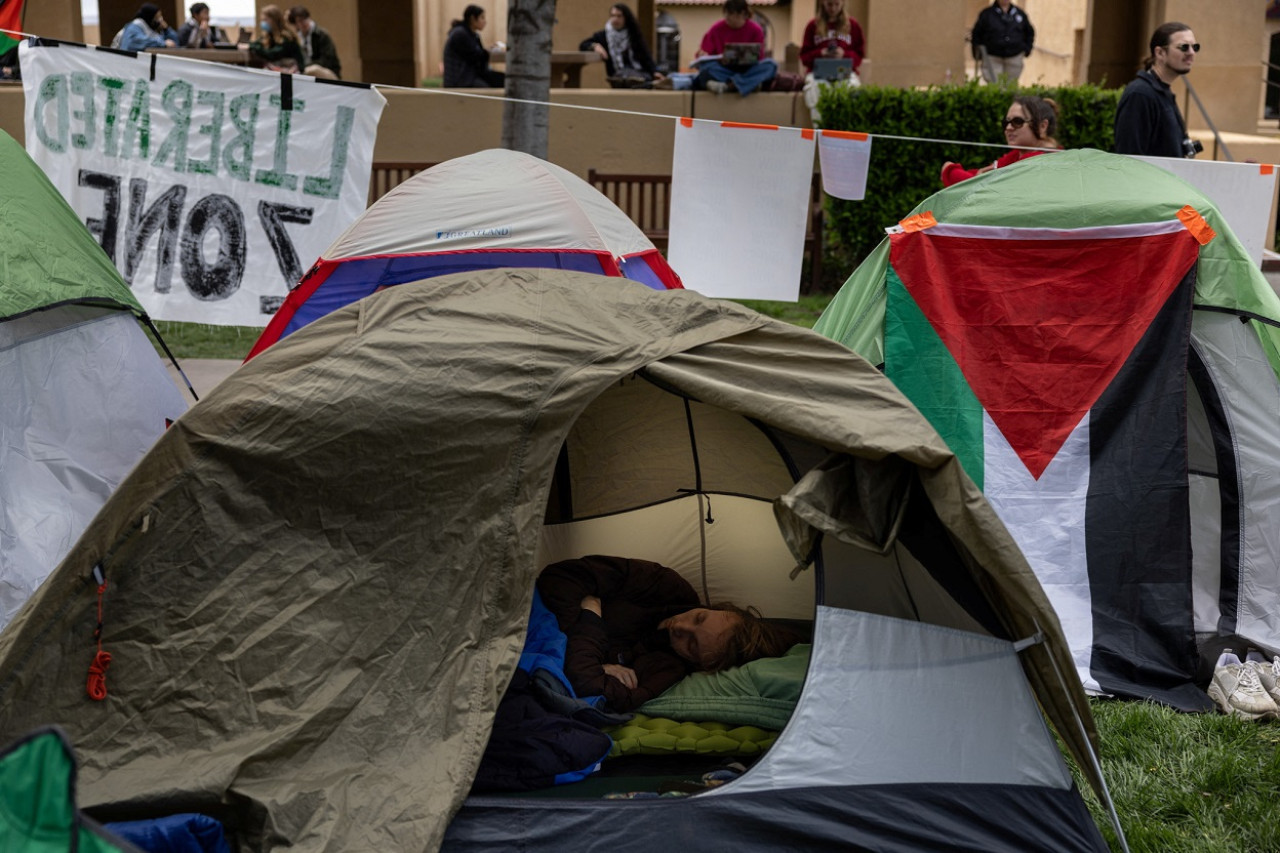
667,118,816,301
1134,156,1279,266
817,130,871,201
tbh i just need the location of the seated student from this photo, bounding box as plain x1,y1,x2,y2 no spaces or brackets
176,3,226,49
940,95,1061,186
443,4,505,88
288,6,342,79
113,4,178,51
249,4,304,72
799,0,863,123
580,4,663,88
692,0,777,96
536,554,802,712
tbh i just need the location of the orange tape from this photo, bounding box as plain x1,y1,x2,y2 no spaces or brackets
679,116,694,128
720,121,778,131
1176,205,1216,246
821,129,869,141
899,211,937,233
801,128,814,140
1261,164,1275,176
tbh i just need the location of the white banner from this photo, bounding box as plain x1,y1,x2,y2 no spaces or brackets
20,41,386,326
667,118,815,301
1134,156,1279,266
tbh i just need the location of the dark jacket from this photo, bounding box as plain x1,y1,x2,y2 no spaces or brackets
176,19,226,48
971,2,1034,59
537,555,698,711
579,28,657,78
250,35,304,69
443,23,503,88
1114,69,1186,158
303,24,342,77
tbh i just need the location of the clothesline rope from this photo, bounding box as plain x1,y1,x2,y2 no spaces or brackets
2,28,1049,153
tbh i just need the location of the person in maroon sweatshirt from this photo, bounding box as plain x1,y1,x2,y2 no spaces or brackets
536,554,800,712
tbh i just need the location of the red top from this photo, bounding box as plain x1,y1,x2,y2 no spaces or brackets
699,18,766,57
941,147,1054,187
799,17,865,73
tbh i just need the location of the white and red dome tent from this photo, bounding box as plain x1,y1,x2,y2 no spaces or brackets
247,149,682,359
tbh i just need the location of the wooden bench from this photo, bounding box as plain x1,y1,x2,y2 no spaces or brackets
368,161,437,206
588,169,825,294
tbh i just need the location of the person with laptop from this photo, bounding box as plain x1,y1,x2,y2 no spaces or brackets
691,0,776,96
799,0,863,123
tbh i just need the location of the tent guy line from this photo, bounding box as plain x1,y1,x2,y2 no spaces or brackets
3,28,1028,154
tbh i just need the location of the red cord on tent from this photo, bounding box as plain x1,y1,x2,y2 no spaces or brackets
86,570,112,701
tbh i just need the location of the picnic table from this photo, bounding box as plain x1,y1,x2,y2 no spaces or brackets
489,50,601,88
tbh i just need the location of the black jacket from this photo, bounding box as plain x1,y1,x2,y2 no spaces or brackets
1114,70,1186,158
443,24,503,87
537,555,697,712
971,2,1034,59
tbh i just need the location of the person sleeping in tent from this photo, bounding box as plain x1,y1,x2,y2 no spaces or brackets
536,554,802,712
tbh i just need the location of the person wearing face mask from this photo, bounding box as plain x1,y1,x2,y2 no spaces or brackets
579,4,662,88
113,4,178,51
536,555,802,712
249,4,304,72
940,95,1061,187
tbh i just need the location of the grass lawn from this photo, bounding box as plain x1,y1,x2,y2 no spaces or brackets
150,293,1277,851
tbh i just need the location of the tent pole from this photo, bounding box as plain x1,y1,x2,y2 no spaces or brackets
142,315,200,403
1032,620,1131,853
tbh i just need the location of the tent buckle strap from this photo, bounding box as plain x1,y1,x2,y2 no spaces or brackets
1013,631,1045,652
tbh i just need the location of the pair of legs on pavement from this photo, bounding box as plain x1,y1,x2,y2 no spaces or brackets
695,58,777,95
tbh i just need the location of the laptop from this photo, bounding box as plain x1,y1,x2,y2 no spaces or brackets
813,57,854,81
721,42,761,66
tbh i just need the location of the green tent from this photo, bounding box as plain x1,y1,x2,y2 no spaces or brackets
815,149,1280,710
0,129,190,633
0,727,142,852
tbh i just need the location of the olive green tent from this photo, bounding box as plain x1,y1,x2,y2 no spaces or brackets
0,269,1114,851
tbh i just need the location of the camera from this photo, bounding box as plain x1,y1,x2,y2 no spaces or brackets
1182,137,1204,158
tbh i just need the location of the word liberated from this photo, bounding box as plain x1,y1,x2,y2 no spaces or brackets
32,73,355,201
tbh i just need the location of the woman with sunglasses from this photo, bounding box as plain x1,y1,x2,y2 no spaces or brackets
940,95,1060,187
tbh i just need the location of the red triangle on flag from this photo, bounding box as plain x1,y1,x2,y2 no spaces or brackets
890,229,1200,478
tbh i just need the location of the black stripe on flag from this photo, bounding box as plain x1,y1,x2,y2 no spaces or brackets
1085,266,1213,711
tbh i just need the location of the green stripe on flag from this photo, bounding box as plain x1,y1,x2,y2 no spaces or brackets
0,34,17,54
885,265,985,488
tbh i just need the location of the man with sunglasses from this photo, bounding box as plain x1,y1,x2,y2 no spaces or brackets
1114,21,1201,158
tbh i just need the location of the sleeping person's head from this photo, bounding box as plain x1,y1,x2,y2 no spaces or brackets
660,603,801,671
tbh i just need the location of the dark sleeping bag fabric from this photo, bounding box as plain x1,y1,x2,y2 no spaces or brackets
471,592,621,792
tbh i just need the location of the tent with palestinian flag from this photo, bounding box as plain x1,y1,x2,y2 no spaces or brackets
815,149,1280,710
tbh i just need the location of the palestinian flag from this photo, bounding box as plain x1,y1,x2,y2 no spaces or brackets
0,0,24,57
884,211,1215,710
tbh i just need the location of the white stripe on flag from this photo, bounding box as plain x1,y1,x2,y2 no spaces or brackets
983,410,1100,693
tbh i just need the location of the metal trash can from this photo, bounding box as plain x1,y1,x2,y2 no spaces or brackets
655,12,681,75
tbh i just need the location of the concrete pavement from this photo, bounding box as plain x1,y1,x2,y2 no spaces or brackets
166,358,242,401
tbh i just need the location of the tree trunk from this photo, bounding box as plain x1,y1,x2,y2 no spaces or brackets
501,0,556,158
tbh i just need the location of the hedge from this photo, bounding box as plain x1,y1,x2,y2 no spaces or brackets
815,79,1123,285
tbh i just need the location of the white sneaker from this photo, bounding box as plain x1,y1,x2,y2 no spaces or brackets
1245,651,1280,707
706,80,728,95
1208,656,1279,721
